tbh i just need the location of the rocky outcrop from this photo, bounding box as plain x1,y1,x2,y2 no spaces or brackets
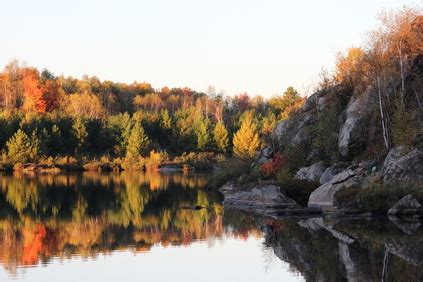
338,87,374,159
219,182,321,216
383,147,423,183
273,88,341,150
319,163,348,184
387,194,423,215
295,162,326,182
308,162,371,210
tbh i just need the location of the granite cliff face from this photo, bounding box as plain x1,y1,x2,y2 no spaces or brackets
219,54,422,215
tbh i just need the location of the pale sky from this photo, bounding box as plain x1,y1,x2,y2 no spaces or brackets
0,0,420,97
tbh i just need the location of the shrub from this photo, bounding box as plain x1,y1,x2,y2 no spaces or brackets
207,158,252,189
357,182,423,214
260,153,286,178
335,181,423,214
276,170,320,206
174,152,218,170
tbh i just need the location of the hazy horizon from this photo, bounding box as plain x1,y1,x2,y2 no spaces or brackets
1,0,420,97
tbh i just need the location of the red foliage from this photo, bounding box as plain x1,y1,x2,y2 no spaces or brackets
41,80,60,112
233,92,250,112
260,153,286,178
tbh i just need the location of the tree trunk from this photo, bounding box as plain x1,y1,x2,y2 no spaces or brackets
378,77,390,150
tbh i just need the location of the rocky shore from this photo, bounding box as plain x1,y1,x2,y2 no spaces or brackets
219,54,423,217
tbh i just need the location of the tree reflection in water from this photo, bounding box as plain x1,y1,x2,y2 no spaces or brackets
0,172,261,276
0,172,423,281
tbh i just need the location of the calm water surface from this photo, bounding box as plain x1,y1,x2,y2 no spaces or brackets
0,172,422,281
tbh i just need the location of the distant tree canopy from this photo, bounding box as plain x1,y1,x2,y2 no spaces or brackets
0,59,304,160
1,7,419,162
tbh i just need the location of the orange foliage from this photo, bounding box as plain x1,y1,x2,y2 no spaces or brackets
41,80,60,112
22,68,59,113
22,224,47,265
22,69,46,113
260,153,286,178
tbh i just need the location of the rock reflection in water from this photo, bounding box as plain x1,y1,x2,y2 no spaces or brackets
0,172,422,281
259,215,423,281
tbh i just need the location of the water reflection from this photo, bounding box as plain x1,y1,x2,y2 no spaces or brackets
0,172,422,281
0,172,266,279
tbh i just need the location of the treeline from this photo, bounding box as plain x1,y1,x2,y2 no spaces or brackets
0,60,304,165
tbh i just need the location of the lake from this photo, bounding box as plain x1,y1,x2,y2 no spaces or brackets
0,172,422,281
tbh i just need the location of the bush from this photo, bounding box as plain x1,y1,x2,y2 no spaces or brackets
260,153,286,178
357,182,423,214
174,152,220,171
207,158,253,189
276,169,319,206
335,181,423,214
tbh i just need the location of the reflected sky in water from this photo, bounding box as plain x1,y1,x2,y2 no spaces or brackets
0,237,303,282
0,172,303,282
1,172,423,281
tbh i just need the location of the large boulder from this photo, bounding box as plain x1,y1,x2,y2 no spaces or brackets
295,162,326,182
319,163,348,185
308,163,370,210
219,183,300,215
338,87,374,159
383,147,423,183
387,195,422,215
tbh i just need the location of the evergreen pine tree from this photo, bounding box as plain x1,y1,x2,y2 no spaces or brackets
126,121,150,158
195,118,210,150
6,129,41,163
72,118,88,154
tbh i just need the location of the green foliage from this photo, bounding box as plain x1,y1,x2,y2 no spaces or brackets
72,118,88,154
276,169,319,206
195,117,210,150
392,98,415,146
159,109,172,129
312,93,348,159
207,158,252,189
335,181,423,214
126,121,150,158
6,129,41,163
358,182,423,214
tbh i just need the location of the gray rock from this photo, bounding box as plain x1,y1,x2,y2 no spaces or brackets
220,183,300,215
387,194,422,215
256,146,274,164
338,87,374,158
388,215,422,234
292,127,311,146
308,166,364,209
295,162,326,182
331,169,356,184
319,164,347,185
317,97,327,112
383,147,423,183
307,149,324,162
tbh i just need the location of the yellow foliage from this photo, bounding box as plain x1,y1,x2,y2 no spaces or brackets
233,114,260,158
